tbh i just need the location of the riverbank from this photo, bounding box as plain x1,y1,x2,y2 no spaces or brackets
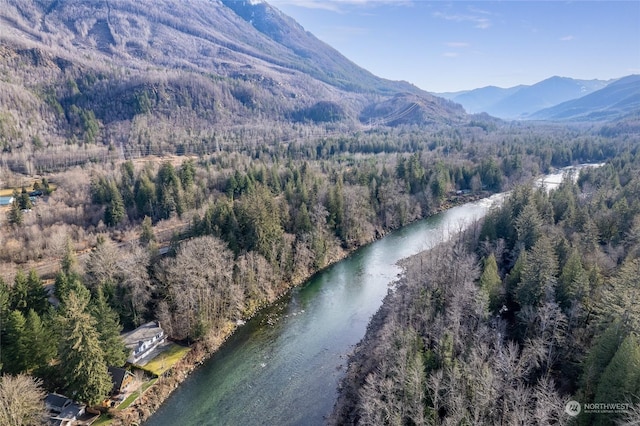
328,162,618,425
110,191,490,425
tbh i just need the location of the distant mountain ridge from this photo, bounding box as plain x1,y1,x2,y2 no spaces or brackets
529,75,640,121
437,85,524,116
438,76,611,118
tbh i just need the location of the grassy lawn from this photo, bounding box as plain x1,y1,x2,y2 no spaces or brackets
0,182,56,197
142,343,191,376
92,414,114,426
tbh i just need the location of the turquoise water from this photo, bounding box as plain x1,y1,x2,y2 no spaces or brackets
145,194,502,426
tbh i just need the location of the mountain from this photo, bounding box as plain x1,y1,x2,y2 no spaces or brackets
436,85,524,115
490,76,609,118
220,0,419,96
528,75,640,122
0,0,467,167
438,77,609,119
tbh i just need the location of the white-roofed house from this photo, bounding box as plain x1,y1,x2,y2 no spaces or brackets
121,321,166,365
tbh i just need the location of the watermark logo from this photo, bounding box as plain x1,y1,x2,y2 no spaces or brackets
565,400,633,417
565,400,581,417
582,402,633,414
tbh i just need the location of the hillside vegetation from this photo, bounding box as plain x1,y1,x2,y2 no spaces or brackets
0,0,465,176
0,0,638,423
331,150,640,425
0,116,629,422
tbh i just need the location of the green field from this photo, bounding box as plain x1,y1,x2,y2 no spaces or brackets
0,182,56,197
141,343,191,376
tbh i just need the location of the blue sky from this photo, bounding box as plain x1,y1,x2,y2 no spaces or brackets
268,0,640,92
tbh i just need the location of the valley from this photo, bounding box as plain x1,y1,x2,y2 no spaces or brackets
0,1,638,425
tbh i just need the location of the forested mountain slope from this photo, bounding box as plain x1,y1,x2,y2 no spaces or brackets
1,1,637,424
0,0,465,174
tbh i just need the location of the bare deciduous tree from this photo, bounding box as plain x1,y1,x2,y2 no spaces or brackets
0,374,47,426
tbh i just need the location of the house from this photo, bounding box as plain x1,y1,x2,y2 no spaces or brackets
50,402,85,426
45,394,96,426
45,393,72,414
108,366,135,395
121,321,166,364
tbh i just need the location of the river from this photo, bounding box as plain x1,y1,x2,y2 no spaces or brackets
536,163,605,191
145,193,506,426
144,164,606,426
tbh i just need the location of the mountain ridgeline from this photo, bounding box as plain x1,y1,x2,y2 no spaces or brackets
530,74,640,121
1,1,640,425
438,75,640,121
0,0,466,173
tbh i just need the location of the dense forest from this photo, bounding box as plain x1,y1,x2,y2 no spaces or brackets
0,1,638,425
0,115,630,421
330,148,640,425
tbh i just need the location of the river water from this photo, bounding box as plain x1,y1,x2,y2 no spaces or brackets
145,164,606,426
536,163,605,191
145,193,505,426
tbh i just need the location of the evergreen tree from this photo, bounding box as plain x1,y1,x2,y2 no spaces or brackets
235,184,284,263
579,321,625,403
294,202,313,234
90,176,111,204
593,334,640,425
41,177,52,195
556,249,588,310
140,215,155,245
7,190,22,225
53,272,71,304
60,238,78,276
179,159,196,189
479,157,503,191
0,278,9,319
119,161,136,208
601,258,640,333
23,309,56,372
134,172,156,219
18,187,32,210
156,161,183,219
58,291,112,405
10,270,29,313
226,172,239,199
54,271,89,308
515,236,558,307
2,310,27,373
104,180,125,226
514,202,543,250
479,254,503,313
25,270,48,315
506,249,526,303
550,179,577,224
327,177,345,238
90,286,127,367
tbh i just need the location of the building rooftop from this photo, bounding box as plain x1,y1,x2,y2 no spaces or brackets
45,393,71,413
108,366,134,395
0,196,14,206
121,321,163,348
